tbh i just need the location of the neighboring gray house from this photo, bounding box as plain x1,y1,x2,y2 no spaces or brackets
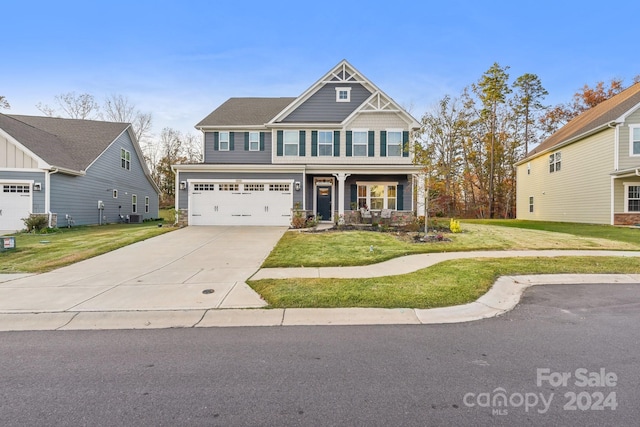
516,82,640,225
0,114,160,231
173,60,423,226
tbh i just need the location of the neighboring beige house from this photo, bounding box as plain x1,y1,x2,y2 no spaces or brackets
516,83,640,225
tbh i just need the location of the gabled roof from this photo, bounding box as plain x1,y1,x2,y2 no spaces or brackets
196,97,296,128
0,114,130,172
525,82,640,160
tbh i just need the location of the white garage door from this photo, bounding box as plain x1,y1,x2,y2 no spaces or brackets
189,181,292,226
0,183,32,231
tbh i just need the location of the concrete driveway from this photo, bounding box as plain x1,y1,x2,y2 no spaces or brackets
0,226,287,314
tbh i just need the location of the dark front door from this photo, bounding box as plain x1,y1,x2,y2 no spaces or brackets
316,187,332,221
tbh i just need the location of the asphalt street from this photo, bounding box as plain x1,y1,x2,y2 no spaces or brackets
1,283,639,426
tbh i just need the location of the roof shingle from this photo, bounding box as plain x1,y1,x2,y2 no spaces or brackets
196,97,295,127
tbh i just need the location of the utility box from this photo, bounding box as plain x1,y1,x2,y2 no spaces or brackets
1,236,16,251
129,214,142,223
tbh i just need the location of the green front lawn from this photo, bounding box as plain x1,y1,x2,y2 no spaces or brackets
0,222,174,273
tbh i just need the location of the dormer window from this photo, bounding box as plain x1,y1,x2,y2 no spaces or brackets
336,87,351,102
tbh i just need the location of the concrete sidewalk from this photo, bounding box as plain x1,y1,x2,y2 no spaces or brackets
1,239,639,330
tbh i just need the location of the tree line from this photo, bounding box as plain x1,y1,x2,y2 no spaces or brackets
415,63,639,219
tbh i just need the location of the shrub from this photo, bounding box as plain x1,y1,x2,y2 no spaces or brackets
23,215,49,232
449,218,462,233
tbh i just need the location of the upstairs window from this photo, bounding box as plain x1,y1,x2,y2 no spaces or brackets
387,131,402,157
353,131,368,157
632,127,640,156
336,87,351,102
121,148,130,170
249,131,260,151
549,152,561,173
283,130,299,156
219,132,230,151
318,131,333,156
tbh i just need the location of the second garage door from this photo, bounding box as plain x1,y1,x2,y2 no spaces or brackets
189,181,292,226
0,183,32,231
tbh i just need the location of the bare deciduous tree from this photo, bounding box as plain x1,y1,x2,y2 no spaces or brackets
0,95,10,110
37,92,100,119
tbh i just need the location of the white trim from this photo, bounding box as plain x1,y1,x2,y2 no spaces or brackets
616,102,640,122
219,131,230,151
628,124,640,157
0,167,43,173
610,176,615,225
355,181,399,210
623,181,640,213
351,129,368,157
0,179,34,184
386,129,403,157
335,87,351,103
248,131,260,151
317,130,333,157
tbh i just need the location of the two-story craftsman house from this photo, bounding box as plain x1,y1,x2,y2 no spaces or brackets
173,60,422,226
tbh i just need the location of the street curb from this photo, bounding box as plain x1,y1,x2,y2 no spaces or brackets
1,274,638,331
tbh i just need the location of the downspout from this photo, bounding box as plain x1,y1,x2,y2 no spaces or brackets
46,168,59,227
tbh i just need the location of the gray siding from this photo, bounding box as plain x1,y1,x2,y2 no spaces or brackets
0,170,46,213
203,131,272,164
50,131,159,226
178,171,304,209
281,83,372,123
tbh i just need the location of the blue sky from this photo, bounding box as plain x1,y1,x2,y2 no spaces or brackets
3,0,640,139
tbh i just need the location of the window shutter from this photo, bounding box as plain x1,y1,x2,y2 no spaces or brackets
229,132,235,151
213,132,219,151
397,184,404,210
277,130,283,156
299,130,306,156
333,130,340,157
402,131,409,157
350,184,357,206
368,131,375,157
259,132,265,151
311,130,318,157
380,131,387,157
346,131,352,157
244,132,249,151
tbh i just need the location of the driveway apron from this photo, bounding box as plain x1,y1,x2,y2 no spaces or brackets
0,226,287,313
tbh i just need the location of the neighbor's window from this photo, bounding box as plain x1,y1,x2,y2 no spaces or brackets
549,152,561,173
145,196,150,214
219,132,230,151
387,131,402,157
353,131,368,157
336,87,351,102
132,194,137,213
632,127,640,156
249,131,260,151
318,131,333,156
357,183,398,210
529,196,534,213
121,148,130,170
627,185,640,212
283,130,299,156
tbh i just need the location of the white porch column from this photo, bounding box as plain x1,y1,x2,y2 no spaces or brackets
333,172,351,222
415,173,426,217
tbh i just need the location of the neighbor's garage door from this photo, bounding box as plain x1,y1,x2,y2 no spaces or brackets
189,182,292,226
0,183,32,231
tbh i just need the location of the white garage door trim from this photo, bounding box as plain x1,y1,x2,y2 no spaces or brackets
0,180,33,231
188,179,293,226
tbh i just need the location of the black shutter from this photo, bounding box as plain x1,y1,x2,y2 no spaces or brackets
368,131,375,157
402,131,409,157
277,130,283,156
380,131,387,157
213,132,219,151
311,131,318,157
244,132,249,151
397,184,404,210
350,184,357,207
259,132,265,151
333,130,340,157
299,130,306,156
229,131,235,151
346,131,352,157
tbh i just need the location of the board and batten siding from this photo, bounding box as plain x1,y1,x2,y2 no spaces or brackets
203,131,272,164
281,83,372,123
618,108,640,171
177,171,304,210
0,170,46,213
517,128,614,224
50,130,159,226
0,133,39,168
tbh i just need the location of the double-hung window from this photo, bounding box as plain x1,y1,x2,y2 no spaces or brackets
357,183,398,210
318,131,333,156
121,148,130,170
631,126,640,156
549,152,561,173
353,130,368,157
219,132,230,151
249,131,260,151
145,196,150,214
284,130,299,156
132,194,138,214
387,131,402,157
626,184,640,212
